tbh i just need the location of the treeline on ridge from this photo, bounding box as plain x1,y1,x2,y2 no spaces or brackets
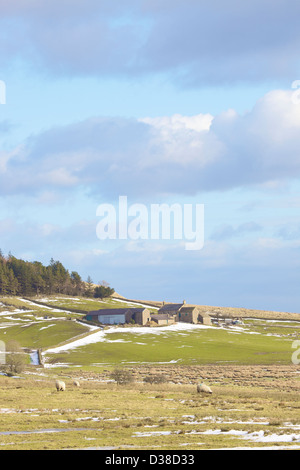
0,251,114,298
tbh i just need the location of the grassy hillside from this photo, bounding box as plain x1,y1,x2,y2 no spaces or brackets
42,321,294,367
0,295,299,368
0,321,89,350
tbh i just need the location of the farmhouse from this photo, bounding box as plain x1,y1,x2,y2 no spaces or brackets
158,301,212,325
84,300,212,327
84,307,151,326
178,306,211,325
158,303,184,316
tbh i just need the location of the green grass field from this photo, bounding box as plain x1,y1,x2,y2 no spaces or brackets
0,295,298,367
43,324,293,367
0,321,89,349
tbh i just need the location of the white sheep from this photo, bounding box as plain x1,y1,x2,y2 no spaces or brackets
73,380,80,387
55,380,66,391
197,383,212,394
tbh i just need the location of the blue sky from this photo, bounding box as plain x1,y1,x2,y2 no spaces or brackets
1,0,300,312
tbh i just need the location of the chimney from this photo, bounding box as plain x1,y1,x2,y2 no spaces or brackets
183,300,186,304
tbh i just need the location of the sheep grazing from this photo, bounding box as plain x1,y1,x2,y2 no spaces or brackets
73,380,80,387
197,383,212,394
55,380,66,392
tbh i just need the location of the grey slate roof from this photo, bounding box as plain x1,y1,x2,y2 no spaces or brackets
87,308,128,316
151,314,172,320
158,303,183,312
87,307,147,316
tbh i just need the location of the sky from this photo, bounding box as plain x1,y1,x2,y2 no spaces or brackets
0,0,300,312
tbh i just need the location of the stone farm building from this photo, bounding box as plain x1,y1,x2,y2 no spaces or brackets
84,308,151,326
150,313,176,326
158,301,212,325
84,301,212,326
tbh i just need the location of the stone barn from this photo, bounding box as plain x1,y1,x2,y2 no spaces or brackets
84,308,151,325
177,306,211,325
158,301,212,325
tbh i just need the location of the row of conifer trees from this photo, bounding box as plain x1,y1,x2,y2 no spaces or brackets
0,251,114,298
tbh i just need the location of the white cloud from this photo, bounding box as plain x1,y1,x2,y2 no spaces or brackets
0,89,299,199
140,113,213,132
0,0,300,85
0,145,24,173
42,167,79,186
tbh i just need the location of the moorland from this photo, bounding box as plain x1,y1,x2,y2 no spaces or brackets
0,294,300,450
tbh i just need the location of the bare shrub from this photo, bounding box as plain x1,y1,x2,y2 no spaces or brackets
110,368,134,385
143,374,167,385
4,340,26,375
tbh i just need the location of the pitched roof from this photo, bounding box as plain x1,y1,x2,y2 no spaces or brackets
128,308,149,313
159,303,183,312
87,308,129,316
179,306,198,313
151,313,172,320
86,307,147,317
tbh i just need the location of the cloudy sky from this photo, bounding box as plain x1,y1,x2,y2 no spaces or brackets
1,0,300,312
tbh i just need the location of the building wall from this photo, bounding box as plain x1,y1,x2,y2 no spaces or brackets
125,309,134,323
177,308,198,324
85,308,150,325
151,315,176,326
85,306,211,326
199,315,212,325
178,307,211,324
132,309,151,325
99,313,126,324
